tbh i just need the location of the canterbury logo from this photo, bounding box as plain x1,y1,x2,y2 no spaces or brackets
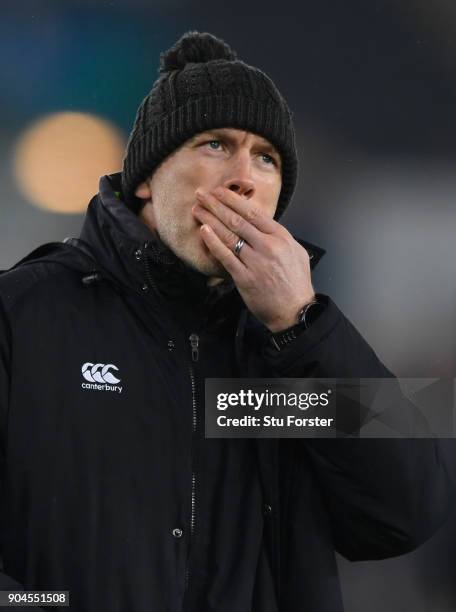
81,362,123,394
82,363,121,383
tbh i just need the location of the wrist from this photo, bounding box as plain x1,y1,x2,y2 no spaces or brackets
266,293,316,333
269,295,327,351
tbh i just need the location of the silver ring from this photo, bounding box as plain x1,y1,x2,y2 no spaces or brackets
234,237,245,258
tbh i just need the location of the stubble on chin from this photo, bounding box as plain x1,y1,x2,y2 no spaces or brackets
177,239,230,279
156,218,230,280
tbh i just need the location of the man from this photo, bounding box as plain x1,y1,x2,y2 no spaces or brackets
0,31,451,612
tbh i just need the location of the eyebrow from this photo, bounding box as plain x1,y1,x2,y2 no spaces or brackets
189,130,281,162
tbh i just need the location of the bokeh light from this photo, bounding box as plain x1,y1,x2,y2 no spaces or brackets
13,111,125,214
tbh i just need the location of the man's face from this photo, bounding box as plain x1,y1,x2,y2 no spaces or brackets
135,128,282,279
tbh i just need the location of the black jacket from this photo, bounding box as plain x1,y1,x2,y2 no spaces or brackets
0,173,452,612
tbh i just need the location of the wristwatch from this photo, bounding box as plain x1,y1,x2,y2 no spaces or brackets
270,297,327,352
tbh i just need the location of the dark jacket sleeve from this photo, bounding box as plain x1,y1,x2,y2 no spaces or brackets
0,294,47,608
262,294,454,561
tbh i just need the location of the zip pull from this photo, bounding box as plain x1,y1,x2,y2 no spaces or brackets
189,333,200,362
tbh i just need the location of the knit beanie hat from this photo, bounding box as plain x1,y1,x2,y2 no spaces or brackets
121,31,298,220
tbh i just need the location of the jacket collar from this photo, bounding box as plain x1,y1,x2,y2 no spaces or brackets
79,173,243,328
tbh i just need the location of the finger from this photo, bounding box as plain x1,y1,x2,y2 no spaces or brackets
192,204,255,262
199,224,249,280
195,191,263,249
211,186,279,234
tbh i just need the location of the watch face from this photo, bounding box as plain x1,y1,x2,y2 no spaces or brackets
302,301,326,328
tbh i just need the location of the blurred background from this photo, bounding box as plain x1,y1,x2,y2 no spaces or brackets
1,0,455,610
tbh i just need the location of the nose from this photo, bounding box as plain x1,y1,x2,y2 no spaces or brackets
223,178,255,199
222,153,255,199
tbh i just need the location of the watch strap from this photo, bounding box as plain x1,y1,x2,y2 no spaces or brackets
270,297,327,351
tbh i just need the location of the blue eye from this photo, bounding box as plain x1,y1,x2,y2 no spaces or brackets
208,140,221,149
261,153,275,165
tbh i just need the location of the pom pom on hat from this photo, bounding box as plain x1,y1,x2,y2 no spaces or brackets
159,31,237,74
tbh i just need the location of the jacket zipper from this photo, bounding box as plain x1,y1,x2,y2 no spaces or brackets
141,253,283,598
143,252,200,592
140,261,282,601
185,332,199,592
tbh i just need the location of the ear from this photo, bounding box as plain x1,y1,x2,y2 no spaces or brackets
134,180,152,201
135,180,157,230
